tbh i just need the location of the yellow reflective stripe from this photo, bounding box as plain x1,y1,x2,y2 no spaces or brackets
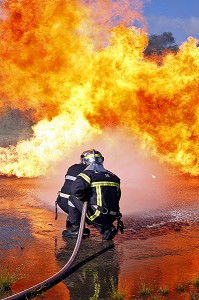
87,185,102,221
87,209,100,221
96,185,102,206
86,180,120,222
90,181,120,189
78,173,91,184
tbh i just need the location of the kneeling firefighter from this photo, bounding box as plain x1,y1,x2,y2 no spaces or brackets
55,155,88,234
59,149,124,240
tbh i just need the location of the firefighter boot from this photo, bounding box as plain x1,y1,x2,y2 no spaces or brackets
102,224,117,241
62,224,90,239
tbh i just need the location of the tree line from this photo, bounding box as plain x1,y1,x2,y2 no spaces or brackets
144,32,179,56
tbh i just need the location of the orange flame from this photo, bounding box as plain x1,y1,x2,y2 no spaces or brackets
0,0,199,177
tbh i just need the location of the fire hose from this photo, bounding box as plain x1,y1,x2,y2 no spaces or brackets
3,201,89,300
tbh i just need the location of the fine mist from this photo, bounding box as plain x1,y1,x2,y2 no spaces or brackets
37,128,168,215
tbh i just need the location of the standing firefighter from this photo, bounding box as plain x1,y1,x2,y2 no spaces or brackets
62,149,124,240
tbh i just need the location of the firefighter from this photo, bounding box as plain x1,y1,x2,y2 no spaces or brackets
63,149,123,240
55,154,90,237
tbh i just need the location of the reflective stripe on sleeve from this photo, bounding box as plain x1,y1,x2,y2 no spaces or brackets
87,209,100,221
59,192,70,199
78,173,91,184
87,184,102,222
65,175,76,181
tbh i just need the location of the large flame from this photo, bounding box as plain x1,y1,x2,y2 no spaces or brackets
0,0,198,177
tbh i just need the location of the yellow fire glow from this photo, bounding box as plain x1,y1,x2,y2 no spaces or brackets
0,0,198,177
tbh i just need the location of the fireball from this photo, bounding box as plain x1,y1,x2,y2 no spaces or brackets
0,0,198,177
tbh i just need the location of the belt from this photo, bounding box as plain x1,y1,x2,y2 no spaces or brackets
91,205,118,215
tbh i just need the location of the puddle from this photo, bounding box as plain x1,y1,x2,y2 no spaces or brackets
0,176,198,300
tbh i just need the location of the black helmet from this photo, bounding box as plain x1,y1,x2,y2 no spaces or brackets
80,149,104,165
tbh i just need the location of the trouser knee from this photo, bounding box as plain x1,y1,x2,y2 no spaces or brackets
56,195,69,213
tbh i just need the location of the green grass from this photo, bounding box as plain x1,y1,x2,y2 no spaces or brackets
0,267,18,291
109,277,125,300
132,276,199,300
139,281,153,296
194,277,199,289
175,283,185,292
157,285,169,295
190,291,199,300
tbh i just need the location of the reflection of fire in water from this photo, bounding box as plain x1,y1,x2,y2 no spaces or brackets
0,0,198,177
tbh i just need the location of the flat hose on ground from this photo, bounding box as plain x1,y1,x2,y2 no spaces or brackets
3,201,88,300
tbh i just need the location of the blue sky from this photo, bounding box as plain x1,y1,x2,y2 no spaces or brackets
143,0,199,45
0,0,198,46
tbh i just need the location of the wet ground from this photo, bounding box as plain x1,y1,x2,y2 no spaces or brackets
0,176,199,300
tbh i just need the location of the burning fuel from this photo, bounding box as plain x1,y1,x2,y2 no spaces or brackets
0,0,198,178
